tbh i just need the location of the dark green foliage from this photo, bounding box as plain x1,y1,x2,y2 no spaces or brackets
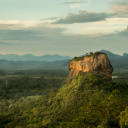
0,76,64,99
71,56,83,61
0,69,6,76
0,71,128,127
85,52,107,57
12,69,69,77
71,52,107,61
93,51,107,56
0,70,67,99
120,106,128,128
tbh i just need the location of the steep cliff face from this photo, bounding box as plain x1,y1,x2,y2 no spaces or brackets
66,53,113,82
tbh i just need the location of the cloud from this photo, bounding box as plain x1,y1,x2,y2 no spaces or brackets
0,20,128,56
0,29,42,41
0,20,53,30
41,17,59,20
110,0,128,17
118,26,128,36
61,1,89,8
54,10,109,24
70,3,84,8
0,23,67,44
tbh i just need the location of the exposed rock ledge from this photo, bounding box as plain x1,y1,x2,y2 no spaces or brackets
66,52,113,83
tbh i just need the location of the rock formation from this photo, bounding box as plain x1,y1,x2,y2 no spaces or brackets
66,52,113,82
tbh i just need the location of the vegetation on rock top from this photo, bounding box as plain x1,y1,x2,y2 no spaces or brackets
71,52,107,61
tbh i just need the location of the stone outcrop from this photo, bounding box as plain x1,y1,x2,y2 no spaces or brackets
66,52,113,82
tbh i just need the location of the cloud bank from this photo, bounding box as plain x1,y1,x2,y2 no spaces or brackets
111,0,128,17
118,26,128,36
0,21,128,56
54,10,109,24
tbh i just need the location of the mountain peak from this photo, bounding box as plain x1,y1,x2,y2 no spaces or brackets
123,53,128,57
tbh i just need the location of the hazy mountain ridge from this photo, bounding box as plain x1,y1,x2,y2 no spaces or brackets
0,59,69,70
99,50,128,69
0,50,128,70
0,54,72,61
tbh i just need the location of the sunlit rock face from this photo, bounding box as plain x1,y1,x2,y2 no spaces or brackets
66,53,113,83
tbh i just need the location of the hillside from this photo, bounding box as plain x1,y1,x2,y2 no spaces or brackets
1,72,128,127
1,52,128,127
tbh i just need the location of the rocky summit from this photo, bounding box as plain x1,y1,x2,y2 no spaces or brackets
66,52,113,82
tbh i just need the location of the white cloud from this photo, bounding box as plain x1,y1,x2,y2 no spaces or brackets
53,17,128,36
70,3,84,8
0,16,128,56
61,0,90,8
0,20,55,30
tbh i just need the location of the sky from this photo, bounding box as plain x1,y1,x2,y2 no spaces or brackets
0,0,128,57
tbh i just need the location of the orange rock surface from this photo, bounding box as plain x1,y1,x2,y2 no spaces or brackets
66,53,113,82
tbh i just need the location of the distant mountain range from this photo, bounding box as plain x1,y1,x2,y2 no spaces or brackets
0,59,70,70
0,54,72,61
99,50,128,69
0,50,128,71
